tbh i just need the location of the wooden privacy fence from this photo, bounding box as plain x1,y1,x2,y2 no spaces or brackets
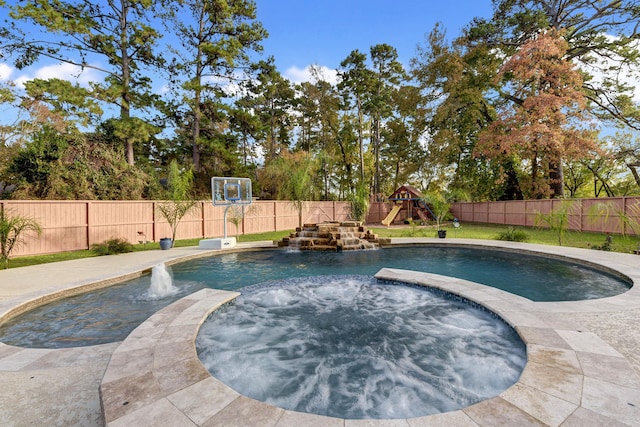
451,197,640,235
0,199,382,257
4,196,637,257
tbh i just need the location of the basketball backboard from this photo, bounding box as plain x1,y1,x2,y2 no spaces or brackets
211,177,252,206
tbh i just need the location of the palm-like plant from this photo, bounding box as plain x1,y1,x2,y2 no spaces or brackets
156,160,197,248
0,209,42,268
421,191,451,232
589,200,640,237
534,200,577,246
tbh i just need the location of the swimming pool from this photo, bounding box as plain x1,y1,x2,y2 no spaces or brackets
0,245,631,348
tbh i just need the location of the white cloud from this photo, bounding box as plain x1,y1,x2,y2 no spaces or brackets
284,65,339,85
7,62,103,89
35,62,101,86
0,63,14,81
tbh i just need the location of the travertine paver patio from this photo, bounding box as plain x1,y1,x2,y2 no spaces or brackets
1,239,639,426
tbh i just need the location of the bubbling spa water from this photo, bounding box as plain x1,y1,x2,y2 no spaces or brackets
196,275,527,419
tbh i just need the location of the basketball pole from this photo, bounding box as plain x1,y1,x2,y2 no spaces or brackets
223,204,233,239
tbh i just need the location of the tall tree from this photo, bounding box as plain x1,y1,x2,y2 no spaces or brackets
338,50,372,185
411,24,513,200
468,0,640,130
295,65,342,199
381,84,428,192
3,0,164,165
366,44,405,197
476,30,598,198
227,105,262,168
239,59,296,162
166,0,266,172
466,0,640,196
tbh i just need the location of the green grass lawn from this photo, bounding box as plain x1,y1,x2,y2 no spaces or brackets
2,224,637,270
370,222,640,254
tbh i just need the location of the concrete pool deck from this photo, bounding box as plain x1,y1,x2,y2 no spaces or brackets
0,239,639,426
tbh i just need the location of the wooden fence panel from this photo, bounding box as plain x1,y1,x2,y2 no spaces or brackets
247,201,277,234
626,198,640,235
1,200,88,256
304,201,337,224
504,201,527,226
89,201,156,246
367,202,388,224
450,203,472,222
487,201,505,224
334,202,353,222
473,202,489,223
274,202,299,231
580,198,623,234
202,202,224,238
451,196,640,235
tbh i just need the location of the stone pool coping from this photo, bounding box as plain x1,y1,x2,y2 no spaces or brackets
99,242,640,426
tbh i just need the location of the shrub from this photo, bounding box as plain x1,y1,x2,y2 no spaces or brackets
496,227,529,242
0,209,42,268
91,238,134,256
349,183,370,222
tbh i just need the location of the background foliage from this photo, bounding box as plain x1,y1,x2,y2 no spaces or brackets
0,0,638,202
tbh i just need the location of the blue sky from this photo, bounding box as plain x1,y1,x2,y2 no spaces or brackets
255,0,494,82
0,0,636,133
0,1,495,91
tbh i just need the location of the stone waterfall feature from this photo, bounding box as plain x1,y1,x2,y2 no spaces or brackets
277,221,383,251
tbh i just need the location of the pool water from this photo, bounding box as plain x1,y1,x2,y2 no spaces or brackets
197,275,527,419
0,246,630,348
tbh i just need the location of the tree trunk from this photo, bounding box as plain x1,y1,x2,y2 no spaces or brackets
357,97,365,183
627,164,640,188
373,117,380,196
549,161,564,198
119,1,134,166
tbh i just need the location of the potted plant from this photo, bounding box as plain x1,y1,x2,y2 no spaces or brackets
421,191,451,238
159,237,172,250
155,160,197,249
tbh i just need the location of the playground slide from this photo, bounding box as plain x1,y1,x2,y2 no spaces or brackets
382,204,402,226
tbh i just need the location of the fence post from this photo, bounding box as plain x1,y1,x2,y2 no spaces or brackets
152,201,157,242
85,201,91,250
273,201,277,232
200,202,205,239
503,201,506,225
623,196,628,236
579,199,583,232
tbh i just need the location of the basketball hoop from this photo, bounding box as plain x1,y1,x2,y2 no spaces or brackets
200,177,253,250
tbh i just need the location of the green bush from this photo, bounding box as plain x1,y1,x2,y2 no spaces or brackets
91,238,134,256
496,227,529,242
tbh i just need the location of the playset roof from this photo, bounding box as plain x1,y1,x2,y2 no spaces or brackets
388,185,423,201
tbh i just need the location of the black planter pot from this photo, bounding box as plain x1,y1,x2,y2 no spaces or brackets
159,238,172,250
437,230,447,238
